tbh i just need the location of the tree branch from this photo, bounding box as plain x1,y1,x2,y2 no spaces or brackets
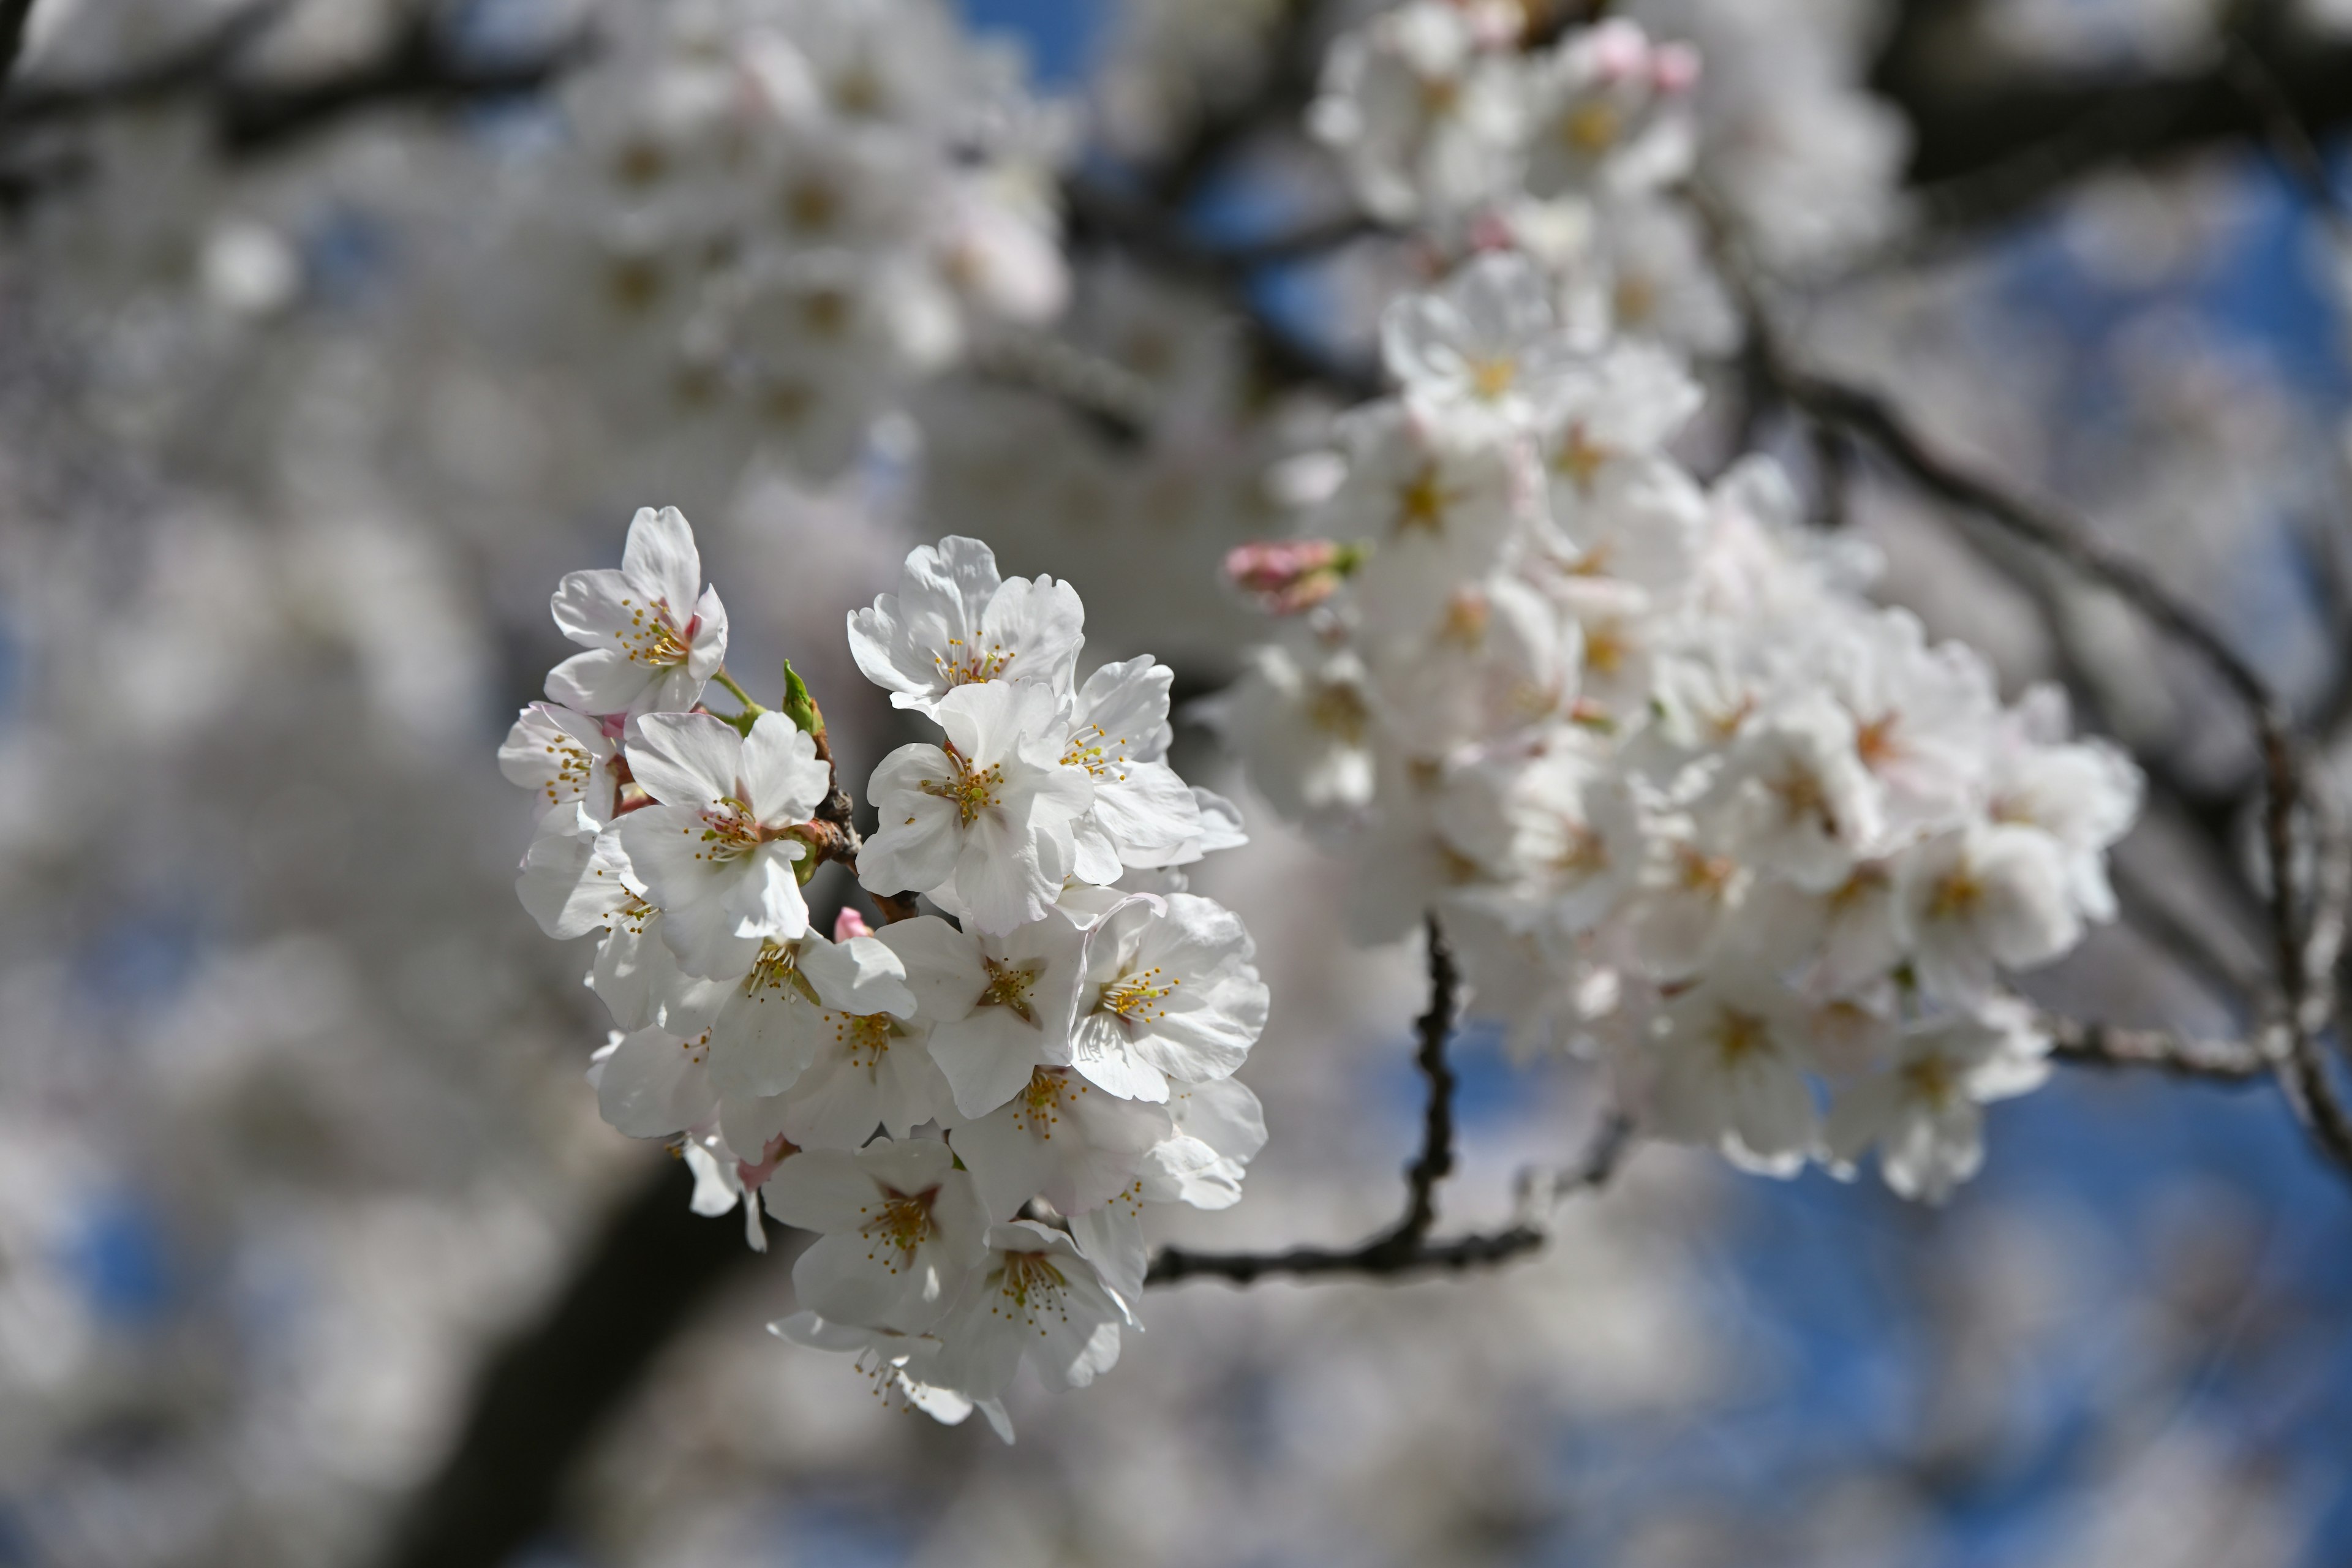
0,0,39,89
1149,924,1630,1287
2041,1012,2270,1082
369,1158,791,1568
0,1,590,156
1885,13,2352,235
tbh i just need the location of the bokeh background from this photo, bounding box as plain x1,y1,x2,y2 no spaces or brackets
2,0,2351,1564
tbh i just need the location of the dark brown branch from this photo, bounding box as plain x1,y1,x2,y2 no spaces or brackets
217,10,592,157
370,1158,792,1568
1887,15,2352,235
1145,0,1324,204
0,0,39,89
0,1,286,127
1396,914,1461,1244
1150,927,1634,1287
0,2,589,157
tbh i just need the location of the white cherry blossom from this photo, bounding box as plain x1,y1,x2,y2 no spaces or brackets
1381,250,1583,441
616,711,835,977
546,505,729,720
1068,894,1268,1102
1647,965,1818,1176
1896,824,2082,1005
885,913,1085,1120
499,703,622,822
766,1139,991,1335
859,679,1095,933
848,534,1085,714
927,1220,1131,1403
948,1066,1174,1221
1826,1006,2053,1202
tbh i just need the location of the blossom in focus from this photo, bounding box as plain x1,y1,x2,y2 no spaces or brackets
615,711,835,978
546,506,729,720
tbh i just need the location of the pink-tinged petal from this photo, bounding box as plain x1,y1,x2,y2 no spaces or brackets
621,505,703,621
875,916,986,1023
948,1102,1057,1219
726,843,812,943
516,805,631,938
799,932,916,1016
858,786,960,899
598,1027,718,1137
741,713,831,826
628,712,744,808
684,585,729,680
546,646,652,715
1068,1013,1169,1101
979,573,1085,692
550,567,633,643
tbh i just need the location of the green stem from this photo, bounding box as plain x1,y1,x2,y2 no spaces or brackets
712,668,764,717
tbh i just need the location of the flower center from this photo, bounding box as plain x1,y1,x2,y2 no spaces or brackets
1855,714,1901,771
1927,868,1984,923
1902,1054,1958,1107
1564,99,1622,154
1308,680,1370,744
1012,1067,1079,1137
832,1011,899,1068
536,735,599,806
1770,763,1837,834
614,595,695,668
934,635,1014,688
694,796,770,862
993,1249,1071,1314
979,956,1045,1025
743,940,819,1005
920,748,1006,826
1711,1008,1770,1065
860,1185,939,1264
1552,426,1609,490
1098,965,1178,1025
1061,722,1131,781
1468,355,1518,401
1678,845,1736,898
1394,464,1460,535
1552,821,1609,878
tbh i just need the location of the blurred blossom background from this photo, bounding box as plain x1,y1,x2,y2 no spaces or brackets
2,0,2351,1564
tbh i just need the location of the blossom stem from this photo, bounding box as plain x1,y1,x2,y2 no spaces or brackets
711,668,764,717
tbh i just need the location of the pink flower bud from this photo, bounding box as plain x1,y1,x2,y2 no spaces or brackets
1224,539,1358,614
834,907,875,942
1653,43,1701,94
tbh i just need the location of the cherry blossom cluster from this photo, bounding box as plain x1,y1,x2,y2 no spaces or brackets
1311,5,1738,359
500,509,1267,1436
1222,18,2144,1205
549,0,1072,478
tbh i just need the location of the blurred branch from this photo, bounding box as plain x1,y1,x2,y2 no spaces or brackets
0,1,590,157
371,1158,792,1568
1883,10,2352,235
0,0,37,88
1145,0,1324,204
216,6,594,157
0,1,286,127
1149,921,1632,1286
2041,1012,2270,1082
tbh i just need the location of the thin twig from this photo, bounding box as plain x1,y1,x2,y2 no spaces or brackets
1395,915,1461,1245
2041,1013,2269,1082
1150,927,1631,1286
